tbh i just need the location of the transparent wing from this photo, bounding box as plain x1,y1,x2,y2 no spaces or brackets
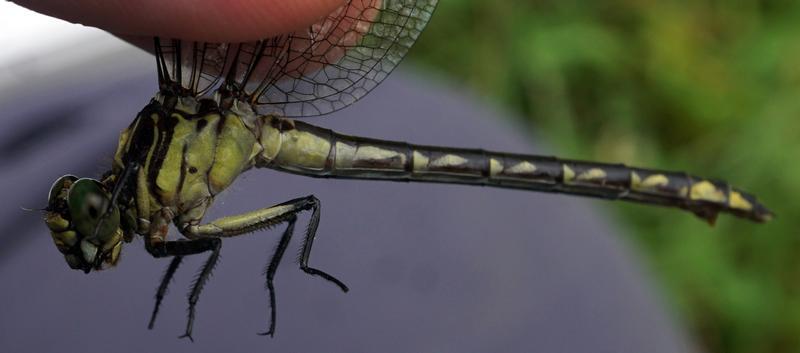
155,0,438,118
155,40,232,97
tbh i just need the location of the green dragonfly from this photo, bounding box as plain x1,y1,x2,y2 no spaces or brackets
42,0,771,341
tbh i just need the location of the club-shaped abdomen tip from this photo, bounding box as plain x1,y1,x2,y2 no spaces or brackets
732,189,773,223
752,202,774,223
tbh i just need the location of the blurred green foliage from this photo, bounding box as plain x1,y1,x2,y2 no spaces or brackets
409,0,800,352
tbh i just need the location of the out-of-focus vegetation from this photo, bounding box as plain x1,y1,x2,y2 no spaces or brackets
410,1,800,352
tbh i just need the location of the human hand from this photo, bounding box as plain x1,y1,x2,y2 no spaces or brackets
14,0,346,42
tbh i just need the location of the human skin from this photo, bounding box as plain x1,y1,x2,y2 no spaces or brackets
15,0,347,42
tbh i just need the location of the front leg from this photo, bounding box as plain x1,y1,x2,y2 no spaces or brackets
143,208,221,341
145,235,221,342
181,195,348,337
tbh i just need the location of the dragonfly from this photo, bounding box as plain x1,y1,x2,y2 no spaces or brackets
42,0,771,341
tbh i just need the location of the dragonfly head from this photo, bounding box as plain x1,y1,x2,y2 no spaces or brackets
44,175,124,273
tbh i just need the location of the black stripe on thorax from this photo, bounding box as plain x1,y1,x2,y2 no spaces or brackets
146,111,180,196
124,103,159,165
176,143,190,196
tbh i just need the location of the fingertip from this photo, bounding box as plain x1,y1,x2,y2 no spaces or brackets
16,0,347,42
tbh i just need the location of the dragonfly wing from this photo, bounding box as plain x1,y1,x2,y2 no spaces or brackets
154,0,438,117
155,40,233,97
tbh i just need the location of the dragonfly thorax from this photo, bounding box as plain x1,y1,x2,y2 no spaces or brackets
110,95,261,237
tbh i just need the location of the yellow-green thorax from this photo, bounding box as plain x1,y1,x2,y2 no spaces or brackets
113,95,260,233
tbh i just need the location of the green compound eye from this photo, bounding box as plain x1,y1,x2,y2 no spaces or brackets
67,178,119,242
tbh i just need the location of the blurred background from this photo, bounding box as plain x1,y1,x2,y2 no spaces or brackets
2,1,799,352
411,1,799,352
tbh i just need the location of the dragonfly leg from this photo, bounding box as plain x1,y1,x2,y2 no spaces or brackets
260,215,296,337
145,237,222,342
181,195,349,336
147,255,183,330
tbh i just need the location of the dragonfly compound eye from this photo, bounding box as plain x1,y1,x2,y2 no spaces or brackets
67,178,120,242
44,177,123,272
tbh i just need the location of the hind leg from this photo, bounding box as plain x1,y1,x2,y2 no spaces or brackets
180,195,348,336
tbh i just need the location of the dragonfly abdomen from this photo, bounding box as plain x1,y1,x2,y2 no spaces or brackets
255,116,771,224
